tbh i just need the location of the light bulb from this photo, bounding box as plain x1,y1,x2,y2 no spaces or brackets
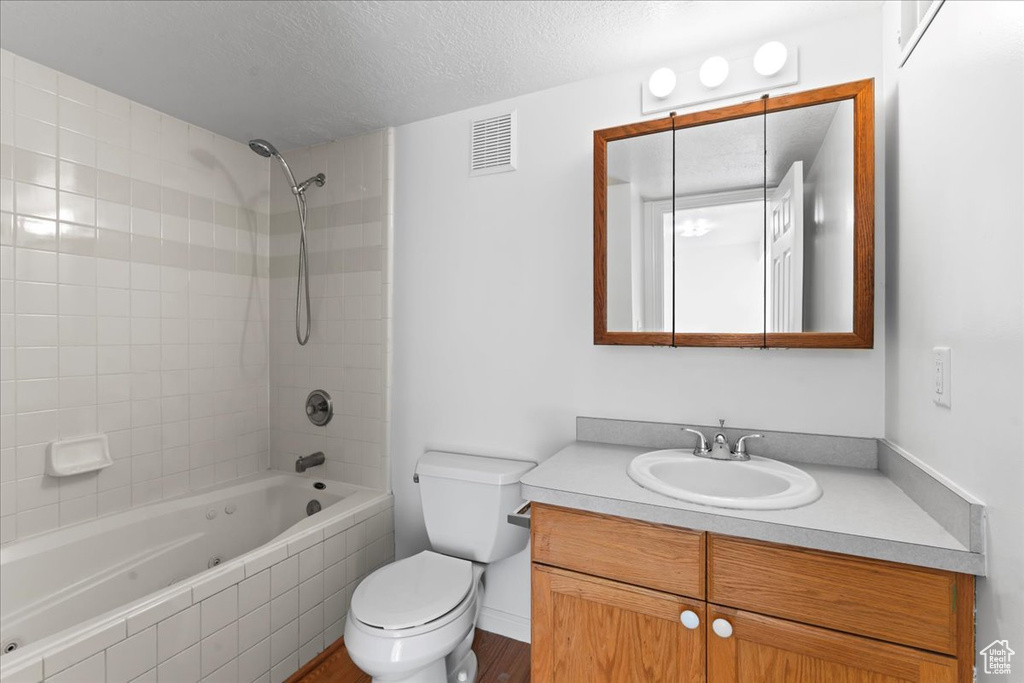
754,41,788,76
699,56,729,89
648,68,677,99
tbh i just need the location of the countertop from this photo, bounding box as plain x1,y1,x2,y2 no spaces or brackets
520,441,986,575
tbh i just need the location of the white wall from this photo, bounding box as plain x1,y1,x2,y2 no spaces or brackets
0,50,271,545
675,237,763,333
393,9,885,631
882,0,1024,667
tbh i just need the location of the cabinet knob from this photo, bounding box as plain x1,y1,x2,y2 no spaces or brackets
712,618,733,638
679,610,700,629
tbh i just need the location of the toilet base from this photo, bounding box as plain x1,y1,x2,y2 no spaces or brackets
365,649,477,683
446,628,478,682
447,650,477,683
369,658,446,683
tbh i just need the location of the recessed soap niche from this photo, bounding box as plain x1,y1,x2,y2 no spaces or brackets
46,434,113,477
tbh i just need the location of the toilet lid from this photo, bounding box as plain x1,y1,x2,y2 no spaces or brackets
351,550,473,630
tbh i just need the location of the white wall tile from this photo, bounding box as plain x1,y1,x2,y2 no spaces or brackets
128,669,156,683
156,642,199,683
268,619,297,669
199,622,237,678
298,574,323,616
269,587,298,633
238,568,270,617
157,604,199,663
42,618,125,677
1,51,272,542
106,625,156,683
238,603,270,654
269,653,296,683
200,586,237,639
269,555,297,598
45,651,104,683
237,637,270,683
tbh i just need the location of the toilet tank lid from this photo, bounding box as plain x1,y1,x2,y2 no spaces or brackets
417,451,535,485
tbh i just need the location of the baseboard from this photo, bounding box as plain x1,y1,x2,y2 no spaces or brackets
477,606,531,643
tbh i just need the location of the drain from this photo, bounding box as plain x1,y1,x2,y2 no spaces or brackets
207,555,222,569
314,482,326,490
306,499,321,516
2,640,19,654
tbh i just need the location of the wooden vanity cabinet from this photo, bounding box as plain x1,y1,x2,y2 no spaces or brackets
532,565,705,682
530,504,975,683
706,605,959,683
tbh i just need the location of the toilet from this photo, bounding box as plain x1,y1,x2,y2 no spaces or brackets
344,451,535,683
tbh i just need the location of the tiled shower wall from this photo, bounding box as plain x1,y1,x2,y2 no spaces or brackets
0,50,272,544
268,132,393,490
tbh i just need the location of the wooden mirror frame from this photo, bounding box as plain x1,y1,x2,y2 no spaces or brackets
594,78,874,349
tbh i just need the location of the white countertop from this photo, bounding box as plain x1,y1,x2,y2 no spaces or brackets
520,441,985,575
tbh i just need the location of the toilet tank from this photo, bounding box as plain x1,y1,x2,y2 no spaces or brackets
416,451,535,563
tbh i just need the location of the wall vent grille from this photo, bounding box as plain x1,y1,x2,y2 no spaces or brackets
470,111,517,176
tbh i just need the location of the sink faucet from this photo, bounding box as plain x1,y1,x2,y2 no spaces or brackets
683,420,764,461
295,451,325,473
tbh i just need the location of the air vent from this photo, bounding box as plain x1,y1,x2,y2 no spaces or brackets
470,111,517,176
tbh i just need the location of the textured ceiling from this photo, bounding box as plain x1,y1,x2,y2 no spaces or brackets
609,101,843,198
0,1,872,150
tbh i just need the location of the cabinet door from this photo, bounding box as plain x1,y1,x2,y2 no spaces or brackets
532,564,705,683
706,605,959,683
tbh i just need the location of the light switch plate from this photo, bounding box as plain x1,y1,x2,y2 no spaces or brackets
933,346,951,407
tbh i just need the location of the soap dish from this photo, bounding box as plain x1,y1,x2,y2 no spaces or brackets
46,434,113,477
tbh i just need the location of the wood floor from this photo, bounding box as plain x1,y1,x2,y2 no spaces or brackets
287,630,530,683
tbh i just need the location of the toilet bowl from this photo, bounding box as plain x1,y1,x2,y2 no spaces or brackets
343,452,535,683
345,552,484,683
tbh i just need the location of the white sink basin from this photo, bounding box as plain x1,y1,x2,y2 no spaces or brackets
627,449,822,510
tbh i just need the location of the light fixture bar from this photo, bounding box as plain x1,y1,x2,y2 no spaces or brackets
640,43,799,116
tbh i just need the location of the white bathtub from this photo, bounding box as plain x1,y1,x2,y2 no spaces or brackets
0,472,393,683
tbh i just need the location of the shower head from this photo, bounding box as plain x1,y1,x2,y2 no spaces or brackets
250,137,325,197
248,139,279,158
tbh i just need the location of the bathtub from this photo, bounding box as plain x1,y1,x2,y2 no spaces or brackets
0,472,394,683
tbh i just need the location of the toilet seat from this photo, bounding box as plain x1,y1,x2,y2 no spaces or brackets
351,551,473,630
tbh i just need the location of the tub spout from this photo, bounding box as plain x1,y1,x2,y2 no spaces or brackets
296,451,325,473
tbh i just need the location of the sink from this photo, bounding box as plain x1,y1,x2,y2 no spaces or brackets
627,449,822,510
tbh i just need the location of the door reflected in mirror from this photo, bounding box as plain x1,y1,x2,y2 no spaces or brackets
766,99,854,333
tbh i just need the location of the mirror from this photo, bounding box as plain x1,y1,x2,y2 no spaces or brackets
594,79,873,348
766,100,854,333
673,114,764,337
606,127,673,334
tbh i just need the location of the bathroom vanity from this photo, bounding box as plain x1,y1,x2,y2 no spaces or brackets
521,418,985,683
531,505,973,683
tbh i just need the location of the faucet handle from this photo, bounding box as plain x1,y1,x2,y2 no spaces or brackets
682,428,711,456
735,434,764,457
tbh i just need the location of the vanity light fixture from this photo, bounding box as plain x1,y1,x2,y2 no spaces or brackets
639,43,798,115
648,67,677,98
698,56,729,89
753,41,789,76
